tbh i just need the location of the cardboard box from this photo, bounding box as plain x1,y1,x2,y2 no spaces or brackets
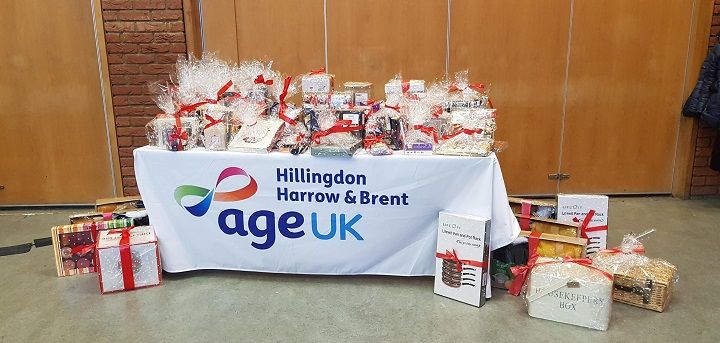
526,258,613,330
51,219,134,277
514,214,580,238
96,196,142,213
434,212,491,307
508,197,557,219
302,73,334,93
557,194,609,256
519,231,587,259
96,226,162,294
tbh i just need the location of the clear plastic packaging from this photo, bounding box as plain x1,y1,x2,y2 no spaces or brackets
436,108,496,157
202,103,230,151
524,257,613,331
301,68,334,93
153,115,200,151
592,231,678,312
96,226,162,294
310,118,363,157
365,105,406,151
344,82,372,106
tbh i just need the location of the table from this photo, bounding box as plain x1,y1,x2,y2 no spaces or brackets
134,146,520,276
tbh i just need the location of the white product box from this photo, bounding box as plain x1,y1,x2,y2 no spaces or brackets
434,211,491,307
302,74,334,93
526,258,613,330
228,119,285,153
384,79,425,98
557,194,609,256
96,226,162,294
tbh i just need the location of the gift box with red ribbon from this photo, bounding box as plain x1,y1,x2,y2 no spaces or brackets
51,219,134,277
96,226,162,294
433,211,491,307
524,257,614,330
557,194,609,256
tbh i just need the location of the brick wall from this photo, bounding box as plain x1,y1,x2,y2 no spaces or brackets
101,0,186,196
691,1,720,197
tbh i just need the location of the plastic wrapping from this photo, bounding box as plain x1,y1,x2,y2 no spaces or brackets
436,108,496,157
344,82,372,106
301,68,334,93
228,118,285,153
96,226,162,294
592,231,678,312
152,115,200,151
311,118,363,157
201,103,230,151
384,75,425,103
365,105,406,151
524,257,613,330
446,70,492,109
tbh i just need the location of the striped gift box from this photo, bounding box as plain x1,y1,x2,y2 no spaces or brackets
51,219,134,277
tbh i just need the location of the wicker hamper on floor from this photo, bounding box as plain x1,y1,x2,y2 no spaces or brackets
611,260,677,312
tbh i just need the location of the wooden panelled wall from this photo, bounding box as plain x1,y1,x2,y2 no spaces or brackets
189,0,711,196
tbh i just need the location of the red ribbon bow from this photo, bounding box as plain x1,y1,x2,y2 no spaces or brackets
71,244,96,256
107,227,136,291
169,114,189,151
254,75,274,86
412,125,439,143
309,67,326,75
430,105,443,118
441,128,483,140
572,210,609,245
363,134,390,149
311,120,363,144
508,231,542,296
385,104,400,113
436,249,488,273
203,113,225,130
278,76,297,126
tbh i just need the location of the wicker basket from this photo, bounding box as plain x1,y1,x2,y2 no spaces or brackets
611,261,677,312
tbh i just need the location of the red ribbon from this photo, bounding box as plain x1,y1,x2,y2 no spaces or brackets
385,104,400,113
412,125,438,143
430,105,443,118
254,75,274,86
203,113,225,130
401,80,410,94
519,200,532,231
532,256,614,282
309,67,326,75
108,227,136,291
363,134,390,149
598,243,646,255
436,249,488,273
278,76,297,126
441,128,483,140
71,244,95,256
572,210,600,244
508,231,541,295
169,114,189,151
311,120,363,144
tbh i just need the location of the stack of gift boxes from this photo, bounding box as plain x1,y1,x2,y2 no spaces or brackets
434,193,678,331
143,55,500,158
51,196,163,294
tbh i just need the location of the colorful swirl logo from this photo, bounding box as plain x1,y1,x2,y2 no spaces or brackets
174,167,258,217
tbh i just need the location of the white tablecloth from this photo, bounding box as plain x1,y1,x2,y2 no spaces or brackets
134,147,520,276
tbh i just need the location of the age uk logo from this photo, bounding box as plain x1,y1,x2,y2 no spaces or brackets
174,167,258,217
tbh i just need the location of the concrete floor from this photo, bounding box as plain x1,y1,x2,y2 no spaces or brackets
0,197,718,342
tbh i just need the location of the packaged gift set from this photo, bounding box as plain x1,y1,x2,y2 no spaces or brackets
557,194,609,256
524,257,614,330
96,195,143,213
96,226,162,294
51,219,134,277
592,231,678,312
434,211,491,307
